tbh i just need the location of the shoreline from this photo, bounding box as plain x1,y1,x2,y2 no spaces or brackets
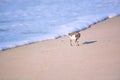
0,15,118,51
0,16,120,80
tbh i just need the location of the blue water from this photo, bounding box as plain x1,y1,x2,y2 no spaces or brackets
0,0,120,50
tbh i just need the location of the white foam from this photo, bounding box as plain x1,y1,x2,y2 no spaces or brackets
108,13,118,18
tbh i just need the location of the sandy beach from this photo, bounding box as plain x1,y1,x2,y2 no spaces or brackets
0,16,120,80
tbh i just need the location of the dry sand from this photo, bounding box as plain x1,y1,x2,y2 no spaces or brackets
0,16,120,80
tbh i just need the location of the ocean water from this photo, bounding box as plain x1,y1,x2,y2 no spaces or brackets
0,0,120,50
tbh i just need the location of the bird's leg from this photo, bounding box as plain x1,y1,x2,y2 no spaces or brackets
70,39,73,46
75,39,79,46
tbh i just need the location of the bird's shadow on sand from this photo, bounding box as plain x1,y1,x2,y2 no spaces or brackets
83,40,97,44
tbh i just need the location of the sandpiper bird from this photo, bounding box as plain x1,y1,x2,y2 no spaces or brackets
68,32,81,46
